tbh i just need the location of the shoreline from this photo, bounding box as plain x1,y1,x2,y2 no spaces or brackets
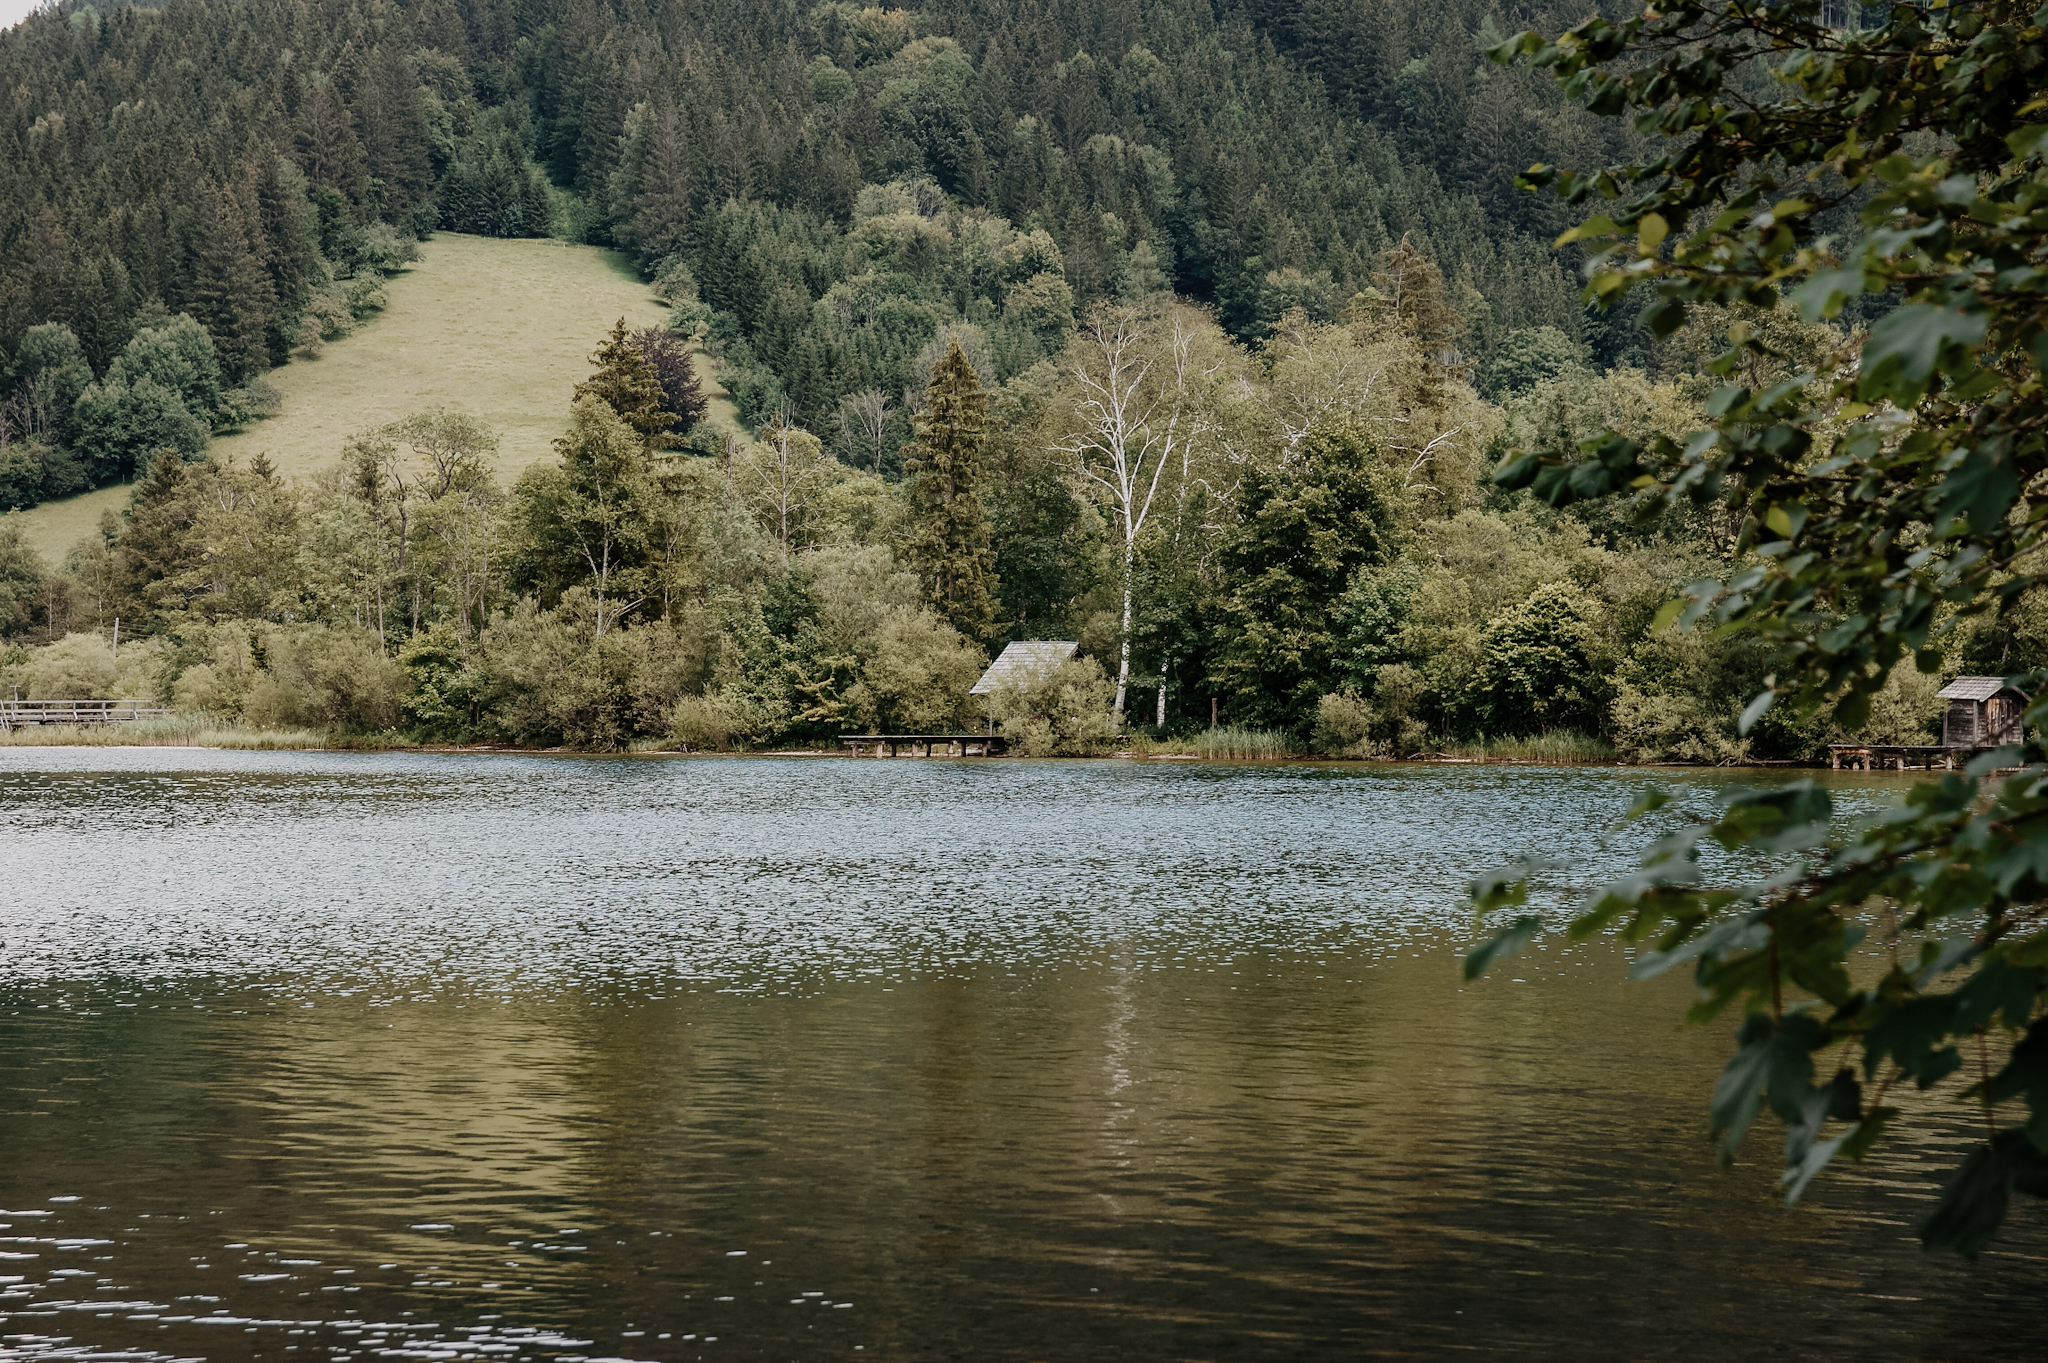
0,733,1871,771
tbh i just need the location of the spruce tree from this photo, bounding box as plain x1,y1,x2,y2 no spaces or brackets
185,184,277,382
901,339,999,640
293,81,369,206
630,107,693,266
1368,236,1463,359
575,318,677,452
117,448,200,625
354,46,435,226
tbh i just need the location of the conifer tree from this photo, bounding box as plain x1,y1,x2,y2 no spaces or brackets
116,448,200,625
630,328,707,430
902,339,999,640
630,107,693,266
1367,236,1462,360
185,185,278,381
575,318,677,452
293,81,370,206
250,157,321,332
354,46,435,226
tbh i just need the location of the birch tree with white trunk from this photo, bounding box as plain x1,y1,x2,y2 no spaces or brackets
1054,303,1223,725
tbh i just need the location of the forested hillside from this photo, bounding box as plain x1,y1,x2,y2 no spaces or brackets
0,0,1609,494
0,0,2001,756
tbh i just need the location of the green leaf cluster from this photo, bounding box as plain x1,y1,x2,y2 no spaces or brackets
1476,0,2048,1253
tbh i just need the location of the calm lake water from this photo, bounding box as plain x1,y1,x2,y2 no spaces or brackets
0,751,2042,1361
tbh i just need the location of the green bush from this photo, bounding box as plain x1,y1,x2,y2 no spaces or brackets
19,632,163,700
990,655,1116,755
476,590,698,748
68,377,209,484
170,623,403,731
1310,691,1373,755
1468,581,1611,738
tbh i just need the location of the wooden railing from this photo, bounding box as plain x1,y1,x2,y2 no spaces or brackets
1,699,172,731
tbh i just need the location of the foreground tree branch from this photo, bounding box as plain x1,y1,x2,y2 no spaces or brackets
1469,0,2048,1254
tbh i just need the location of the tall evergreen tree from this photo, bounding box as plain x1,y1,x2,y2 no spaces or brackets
902,339,999,640
1211,420,1394,730
250,156,322,359
354,46,436,226
293,81,370,207
116,447,200,627
574,318,677,452
184,185,278,382
629,107,693,266
1367,235,1463,361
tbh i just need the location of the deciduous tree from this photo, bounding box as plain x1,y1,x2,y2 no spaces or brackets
1472,0,2048,1254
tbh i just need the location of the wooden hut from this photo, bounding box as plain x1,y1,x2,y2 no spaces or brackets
1938,676,2027,748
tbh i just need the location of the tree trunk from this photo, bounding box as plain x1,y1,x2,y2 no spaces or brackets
1114,534,1132,725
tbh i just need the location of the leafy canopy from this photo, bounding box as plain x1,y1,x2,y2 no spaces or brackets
1473,0,2048,1254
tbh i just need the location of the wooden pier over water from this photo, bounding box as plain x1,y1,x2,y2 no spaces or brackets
841,734,1008,757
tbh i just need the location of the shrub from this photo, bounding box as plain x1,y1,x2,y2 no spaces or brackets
356,221,421,275
1468,581,1611,737
106,314,222,421
476,592,699,748
990,654,1117,755
668,692,753,750
0,439,86,509
853,608,986,732
1611,681,1750,765
398,626,483,737
171,624,402,731
19,632,163,700
1311,691,1374,755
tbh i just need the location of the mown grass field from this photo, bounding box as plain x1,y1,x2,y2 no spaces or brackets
13,233,729,562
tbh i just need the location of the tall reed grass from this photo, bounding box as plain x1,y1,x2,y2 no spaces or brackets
0,715,332,749
1133,726,1305,760
1434,731,1614,763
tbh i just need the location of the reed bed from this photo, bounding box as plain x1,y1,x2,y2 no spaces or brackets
0,716,332,749
1433,731,1614,763
1135,726,1305,761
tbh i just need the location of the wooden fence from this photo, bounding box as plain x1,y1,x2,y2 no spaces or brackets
1,699,172,732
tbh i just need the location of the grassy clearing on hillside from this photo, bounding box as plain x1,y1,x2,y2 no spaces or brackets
14,233,728,563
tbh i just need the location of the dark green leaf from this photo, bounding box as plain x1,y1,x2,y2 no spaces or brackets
1864,995,1962,1088
1464,914,1543,980
1989,1017,2048,1153
1858,304,1989,407
1933,441,2019,538
1711,1012,1826,1162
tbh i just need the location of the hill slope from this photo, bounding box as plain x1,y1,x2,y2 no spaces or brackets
13,234,709,562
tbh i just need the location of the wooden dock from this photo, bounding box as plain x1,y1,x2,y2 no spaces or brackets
1,699,172,732
1827,744,1994,771
841,733,1008,757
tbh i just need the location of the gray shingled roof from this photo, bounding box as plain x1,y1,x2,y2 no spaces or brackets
1938,676,2012,701
970,640,1079,696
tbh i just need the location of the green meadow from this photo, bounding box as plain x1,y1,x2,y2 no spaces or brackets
12,233,724,562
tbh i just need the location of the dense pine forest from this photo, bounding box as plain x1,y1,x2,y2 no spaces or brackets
0,0,2015,755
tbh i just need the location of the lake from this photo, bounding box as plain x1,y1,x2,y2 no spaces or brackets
1,751,2042,1360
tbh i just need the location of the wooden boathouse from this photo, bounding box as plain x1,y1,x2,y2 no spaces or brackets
1828,676,2030,770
